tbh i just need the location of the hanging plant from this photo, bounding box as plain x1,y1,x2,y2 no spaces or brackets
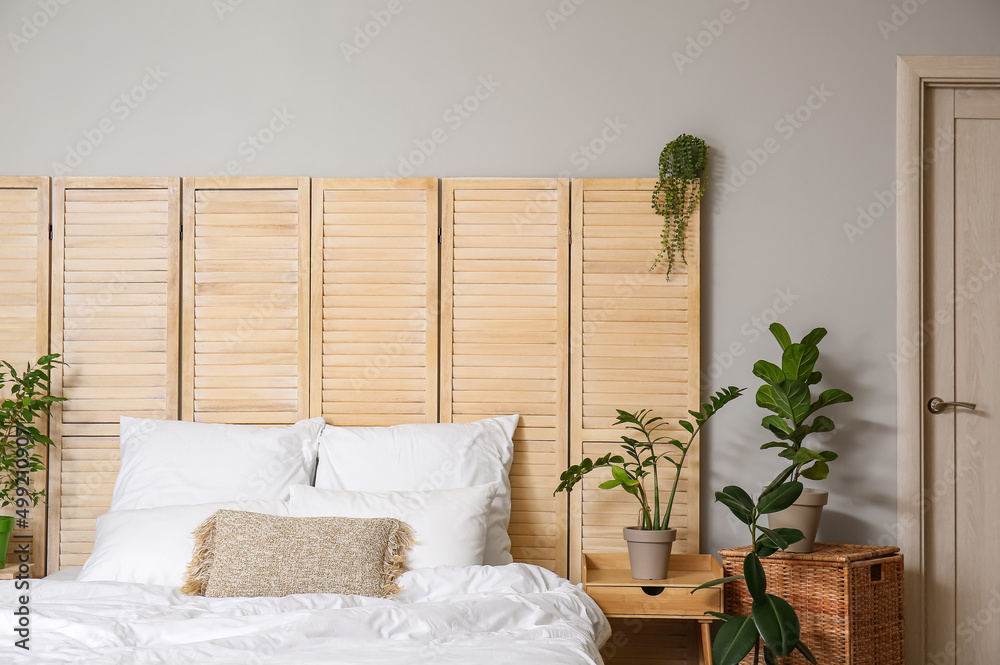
651,133,708,279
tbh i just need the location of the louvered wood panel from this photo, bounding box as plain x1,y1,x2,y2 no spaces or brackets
49,177,180,571
569,179,700,583
310,179,438,425
0,177,50,573
601,619,701,665
182,177,310,425
441,178,569,576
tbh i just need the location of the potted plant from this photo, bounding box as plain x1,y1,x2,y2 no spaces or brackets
651,133,708,279
555,386,743,579
753,323,853,552
0,354,65,564
694,478,817,665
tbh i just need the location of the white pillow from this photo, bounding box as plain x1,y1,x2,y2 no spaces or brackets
79,500,287,587
314,415,518,565
111,416,326,511
287,483,497,569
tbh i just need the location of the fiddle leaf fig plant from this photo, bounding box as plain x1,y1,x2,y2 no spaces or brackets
754,323,853,482
0,354,65,509
651,133,708,279
554,386,743,530
693,480,817,665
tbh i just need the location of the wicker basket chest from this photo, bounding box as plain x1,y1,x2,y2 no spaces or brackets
719,543,904,665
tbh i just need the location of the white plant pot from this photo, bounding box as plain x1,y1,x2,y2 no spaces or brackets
766,488,828,553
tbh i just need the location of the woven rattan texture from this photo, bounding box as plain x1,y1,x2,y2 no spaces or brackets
721,543,904,665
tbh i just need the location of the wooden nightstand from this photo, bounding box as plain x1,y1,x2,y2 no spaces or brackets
583,552,724,665
0,563,32,580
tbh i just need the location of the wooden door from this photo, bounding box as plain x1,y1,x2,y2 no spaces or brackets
49,177,181,570
0,177,50,572
923,87,1000,663
440,178,569,576
181,177,310,425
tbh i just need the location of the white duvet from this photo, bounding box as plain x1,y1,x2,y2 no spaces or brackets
0,564,611,664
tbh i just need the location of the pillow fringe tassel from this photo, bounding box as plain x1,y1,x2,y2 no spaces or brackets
181,513,218,596
381,521,415,598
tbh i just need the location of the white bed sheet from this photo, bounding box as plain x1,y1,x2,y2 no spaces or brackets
1,564,610,664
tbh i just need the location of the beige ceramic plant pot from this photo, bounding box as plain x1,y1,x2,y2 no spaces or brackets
766,488,828,553
622,527,677,579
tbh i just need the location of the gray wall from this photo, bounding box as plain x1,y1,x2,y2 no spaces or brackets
2,0,999,556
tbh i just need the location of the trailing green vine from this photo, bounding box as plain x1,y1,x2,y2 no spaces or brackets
651,134,708,279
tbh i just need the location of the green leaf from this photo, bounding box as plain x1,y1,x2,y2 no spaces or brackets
720,485,754,512
690,575,744,593
761,467,794,495
759,527,805,551
810,415,835,433
800,461,830,480
752,360,785,385
769,322,792,351
806,371,822,386
743,552,766,602
754,538,778,558
706,611,735,622
761,415,791,436
712,615,759,665
611,465,638,486
760,441,789,451
679,420,694,434
800,327,827,348
755,385,780,415
818,450,838,462
598,479,622,489
757,482,803,514
806,388,854,417
715,488,754,525
781,344,820,383
795,640,818,664
752,593,800,657
757,526,788,550
771,380,812,426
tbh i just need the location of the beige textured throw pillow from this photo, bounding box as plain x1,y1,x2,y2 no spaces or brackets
181,510,413,599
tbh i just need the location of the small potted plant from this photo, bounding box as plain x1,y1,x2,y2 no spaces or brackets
555,386,743,579
0,354,65,564
651,133,708,279
753,323,853,552
693,478,817,665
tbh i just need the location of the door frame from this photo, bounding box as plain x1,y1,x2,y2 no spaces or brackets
897,55,1000,664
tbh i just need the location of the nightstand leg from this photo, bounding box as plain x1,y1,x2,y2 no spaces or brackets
699,620,713,665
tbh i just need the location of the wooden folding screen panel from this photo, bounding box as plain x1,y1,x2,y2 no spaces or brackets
441,178,570,576
0,177,50,572
182,178,310,425
310,179,438,426
49,177,181,570
569,178,701,581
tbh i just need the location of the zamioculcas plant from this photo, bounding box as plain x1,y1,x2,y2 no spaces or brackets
554,386,743,531
694,479,818,665
753,323,853,481
651,133,708,279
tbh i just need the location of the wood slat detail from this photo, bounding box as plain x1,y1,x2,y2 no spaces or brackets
310,179,438,426
182,178,310,424
569,179,701,583
441,178,569,576
0,177,50,573
49,177,181,571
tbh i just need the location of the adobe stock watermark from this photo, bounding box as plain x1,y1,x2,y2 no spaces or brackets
340,0,415,63
843,125,954,245
701,288,799,383
50,65,169,176
383,75,501,178
7,0,72,54
212,0,244,21
208,107,294,179
877,0,931,40
719,84,833,201
557,117,628,177
545,0,587,31
11,433,33,651
672,0,752,73
889,255,1000,372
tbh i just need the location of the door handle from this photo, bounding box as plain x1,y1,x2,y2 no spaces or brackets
927,397,977,414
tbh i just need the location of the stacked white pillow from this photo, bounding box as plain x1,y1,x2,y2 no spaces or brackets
313,414,519,565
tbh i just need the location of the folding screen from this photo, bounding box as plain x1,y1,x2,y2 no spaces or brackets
569,178,701,580
310,178,439,425
0,176,50,571
440,178,570,576
49,177,181,570
181,178,311,425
